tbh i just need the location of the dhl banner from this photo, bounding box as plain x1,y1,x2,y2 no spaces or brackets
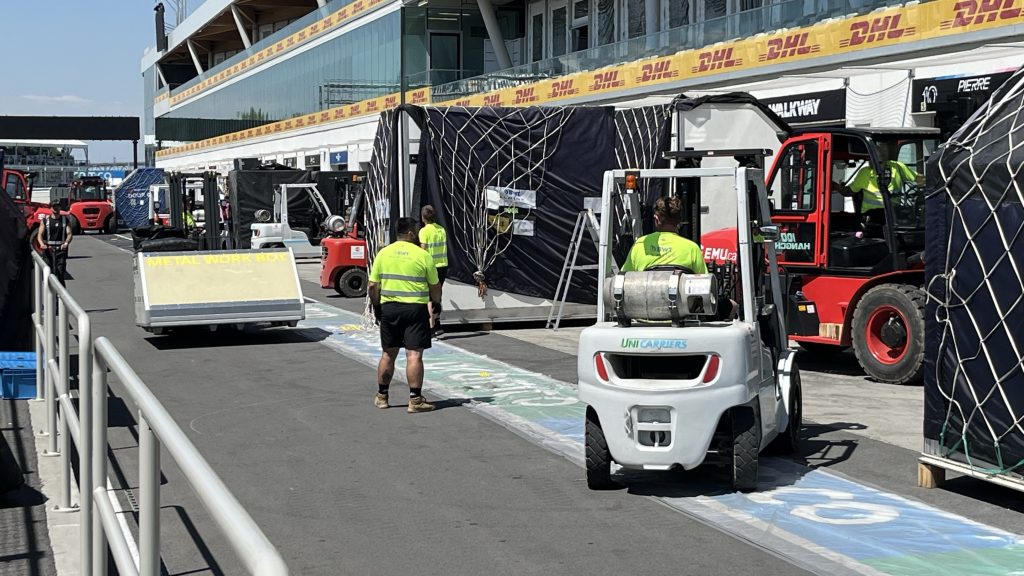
157,0,1022,159
165,0,392,109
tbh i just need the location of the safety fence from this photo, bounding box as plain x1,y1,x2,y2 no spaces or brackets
30,251,289,575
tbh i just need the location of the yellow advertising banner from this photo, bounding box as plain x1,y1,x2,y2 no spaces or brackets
158,0,1024,159
141,251,301,306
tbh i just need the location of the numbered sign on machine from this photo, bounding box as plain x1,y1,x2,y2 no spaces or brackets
133,249,305,331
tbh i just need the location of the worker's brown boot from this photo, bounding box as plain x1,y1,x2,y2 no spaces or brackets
374,392,389,409
407,396,435,413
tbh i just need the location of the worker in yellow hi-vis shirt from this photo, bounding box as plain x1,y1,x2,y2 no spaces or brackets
419,205,448,338
369,217,441,413
621,196,707,273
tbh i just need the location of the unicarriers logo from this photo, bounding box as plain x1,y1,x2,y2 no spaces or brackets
589,71,625,92
759,33,821,62
840,14,916,47
691,48,742,73
621,338,688,350
941,0,1021,29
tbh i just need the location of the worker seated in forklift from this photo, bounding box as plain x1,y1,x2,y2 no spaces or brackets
620,196,707,274
621,195,737,319
830,139,917,238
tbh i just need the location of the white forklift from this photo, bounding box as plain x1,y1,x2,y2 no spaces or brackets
251,183,344,259
578,151,802,492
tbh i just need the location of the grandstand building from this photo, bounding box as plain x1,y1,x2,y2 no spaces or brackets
145,0,1024,171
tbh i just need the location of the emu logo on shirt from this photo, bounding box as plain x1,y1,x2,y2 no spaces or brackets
621,338,688,350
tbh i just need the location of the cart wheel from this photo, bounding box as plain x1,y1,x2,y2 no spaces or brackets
585,409,615,490
768,367,802,454
851,284,925,385
335,268,368,298
730,407,760,493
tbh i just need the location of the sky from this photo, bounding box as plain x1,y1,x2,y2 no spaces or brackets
2,0,158,163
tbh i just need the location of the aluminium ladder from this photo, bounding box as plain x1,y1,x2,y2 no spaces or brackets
546,208,606,330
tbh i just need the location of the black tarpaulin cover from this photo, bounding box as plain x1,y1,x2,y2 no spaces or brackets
924,66,1024,474
418,106,617,303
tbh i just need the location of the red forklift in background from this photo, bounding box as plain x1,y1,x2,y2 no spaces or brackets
701,125,939,384
2,167,51,244
65,176,116,233
320,173,368,297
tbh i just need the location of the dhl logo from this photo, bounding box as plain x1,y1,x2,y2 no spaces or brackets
411,91,428,104
840,14,915,47
589,71,625,91
333,109,345,119
287,37,296,47
941,0,1021,28
692,48,743,73
384,95,399,108
454,99,471,106
366,100,380,112
353,0,366,11
637,59,678,83
547,79,579,99
759,33,820,61
246,130,254,138
284,121,294,130
350,104,362,115
311,22,321,34
484,94,503,106
514,87,539,104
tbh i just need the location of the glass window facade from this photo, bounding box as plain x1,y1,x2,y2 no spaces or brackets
157,12,399,143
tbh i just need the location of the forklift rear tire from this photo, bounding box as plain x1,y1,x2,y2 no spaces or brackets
103,215,116,234
852,284,925,385
335,268,368,298
729,407,760,493
585,409,615,490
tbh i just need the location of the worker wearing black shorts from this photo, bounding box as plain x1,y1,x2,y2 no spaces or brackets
368,217,441,413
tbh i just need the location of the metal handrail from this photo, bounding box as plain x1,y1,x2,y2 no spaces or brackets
30,250,289,576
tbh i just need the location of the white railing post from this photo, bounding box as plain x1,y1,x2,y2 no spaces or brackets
43,281,57,453
33,258,44,401
92,357,108,576
79,312,94,575
139,415,161,576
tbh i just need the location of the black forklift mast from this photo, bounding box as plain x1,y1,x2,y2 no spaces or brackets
167,171,221,250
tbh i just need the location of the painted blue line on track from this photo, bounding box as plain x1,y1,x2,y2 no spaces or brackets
299,300,1024,576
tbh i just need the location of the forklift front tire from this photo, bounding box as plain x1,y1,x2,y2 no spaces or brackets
730,406,760,493
335,267,368,298
585,409,615,490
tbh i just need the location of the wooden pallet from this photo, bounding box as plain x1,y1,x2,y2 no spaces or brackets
918,454,1024,493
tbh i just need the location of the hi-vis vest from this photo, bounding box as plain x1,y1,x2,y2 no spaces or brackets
849,161,917,211
43,215,68,247
369,241,439,304
418,222,448,268
620,232,708,274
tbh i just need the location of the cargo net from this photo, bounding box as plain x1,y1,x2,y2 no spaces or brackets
423,106,575,297
360,109,400,328
928,69,1024,475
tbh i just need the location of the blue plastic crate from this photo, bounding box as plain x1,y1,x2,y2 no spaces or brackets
1,369,36,399
0,360,35,370
0,352,35,362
